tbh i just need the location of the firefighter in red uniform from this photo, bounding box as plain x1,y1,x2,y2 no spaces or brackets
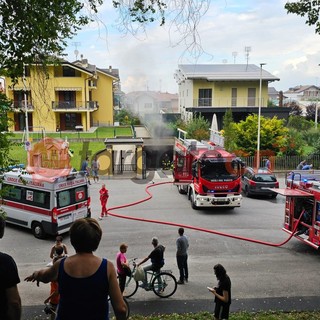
99,184,109,219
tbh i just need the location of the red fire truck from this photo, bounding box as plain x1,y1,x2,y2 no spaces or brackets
173,128,245,209
272,170,320,249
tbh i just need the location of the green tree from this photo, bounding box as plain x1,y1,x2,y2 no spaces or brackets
285,1,320,34
0,0,102,80
222,108,237,152
0,93,14,168
279,128,305,156
305,103,319,122
185,115,210,141
233,114,288,156
287,115,313,131
114,109,140,125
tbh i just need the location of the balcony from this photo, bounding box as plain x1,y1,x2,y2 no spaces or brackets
192,97,267,108
12,100,34,111
52,101,98,111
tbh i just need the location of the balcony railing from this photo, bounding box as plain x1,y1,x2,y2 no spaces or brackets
191,97,267,107
12,100,34,111
52,101,98,111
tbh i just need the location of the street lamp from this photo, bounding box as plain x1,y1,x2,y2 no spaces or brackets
316,64,320,129
22,63,29,142
256,63,266,169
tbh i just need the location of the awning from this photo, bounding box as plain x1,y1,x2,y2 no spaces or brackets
55,87,82,91
10,87,31,91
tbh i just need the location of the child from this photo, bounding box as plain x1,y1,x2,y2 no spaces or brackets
44,246,64,319
116,243,131,293
49,235,68,260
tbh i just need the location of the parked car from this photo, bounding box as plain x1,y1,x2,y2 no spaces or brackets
241,167,279,198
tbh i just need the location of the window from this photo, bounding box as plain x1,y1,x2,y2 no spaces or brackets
57,186,88,208
2,184,50,209
62,66,76,77
247,88,256,106
144,103,153,109
198,89,212,106
57,190,71,208
231,88,237,107
4,185,22,201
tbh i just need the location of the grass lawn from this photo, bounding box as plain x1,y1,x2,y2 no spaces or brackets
8,126,133,169
122,311,320,320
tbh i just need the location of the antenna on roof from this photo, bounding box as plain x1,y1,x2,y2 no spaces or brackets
232,51,238,64
72,42,81,60
244,46,251,69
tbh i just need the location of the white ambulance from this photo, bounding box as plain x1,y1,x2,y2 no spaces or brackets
0,168,91,238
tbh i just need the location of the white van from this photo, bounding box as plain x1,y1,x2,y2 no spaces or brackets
0,168,91,238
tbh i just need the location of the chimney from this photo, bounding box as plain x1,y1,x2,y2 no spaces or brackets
109,65,112,73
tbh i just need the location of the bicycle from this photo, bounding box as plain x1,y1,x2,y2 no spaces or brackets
123,258,177,299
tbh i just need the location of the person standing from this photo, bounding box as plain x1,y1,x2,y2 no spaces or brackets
116,243,131,294
208,264,231,320
176,227,189,284
264,158,271,170
81,156,91,185
25,218,127,320
91,156,100,183
0,215,21,320
99,184,109,219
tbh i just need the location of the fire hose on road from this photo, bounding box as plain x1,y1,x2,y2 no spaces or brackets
107,181,303,248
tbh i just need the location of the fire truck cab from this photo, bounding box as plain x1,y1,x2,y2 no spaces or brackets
173,128,244,209
272,170,320,249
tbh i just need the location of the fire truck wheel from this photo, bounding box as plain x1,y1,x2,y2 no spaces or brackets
177,185,187,194
190,193,198,210
32,222,46,239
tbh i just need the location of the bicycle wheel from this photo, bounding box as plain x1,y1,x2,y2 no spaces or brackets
123,275,138,298
152,272,177,298
123,297,130,320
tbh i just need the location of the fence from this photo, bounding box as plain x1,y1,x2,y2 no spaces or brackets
242,155,320,172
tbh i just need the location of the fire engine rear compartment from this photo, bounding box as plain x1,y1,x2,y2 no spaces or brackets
272,187,320,249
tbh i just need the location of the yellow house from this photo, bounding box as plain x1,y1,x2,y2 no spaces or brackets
174,64,280,122
3,57,119,132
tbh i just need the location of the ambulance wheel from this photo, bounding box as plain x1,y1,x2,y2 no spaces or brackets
32,222,46,239
190,193,198,210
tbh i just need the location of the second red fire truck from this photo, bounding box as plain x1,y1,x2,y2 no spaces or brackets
272,170,320,249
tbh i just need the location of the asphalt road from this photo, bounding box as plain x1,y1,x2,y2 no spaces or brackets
2,171,320,319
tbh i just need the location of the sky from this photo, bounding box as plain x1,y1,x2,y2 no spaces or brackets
62,0,320,94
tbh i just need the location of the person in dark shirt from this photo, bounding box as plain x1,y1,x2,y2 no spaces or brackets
0,215,21,320
176,227,189,284
137,237,165,288
208,264,231,320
